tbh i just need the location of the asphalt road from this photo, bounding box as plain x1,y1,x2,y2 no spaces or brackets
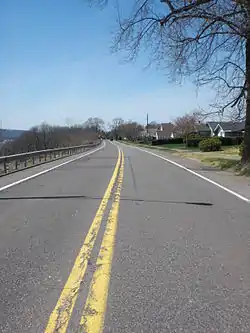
0,141,250,333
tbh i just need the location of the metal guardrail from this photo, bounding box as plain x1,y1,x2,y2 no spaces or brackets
0,140,101,176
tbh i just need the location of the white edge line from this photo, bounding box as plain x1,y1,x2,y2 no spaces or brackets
0,141,106,192
120,142,250,204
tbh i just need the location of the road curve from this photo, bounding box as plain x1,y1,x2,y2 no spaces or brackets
0,141,250,332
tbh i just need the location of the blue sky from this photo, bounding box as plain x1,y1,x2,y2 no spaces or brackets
0,0,214,130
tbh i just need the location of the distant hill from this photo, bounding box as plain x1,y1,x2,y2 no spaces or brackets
0,129,26,141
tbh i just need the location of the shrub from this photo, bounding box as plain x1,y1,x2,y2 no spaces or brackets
186,136,202,147
138,138,151,144
187,134,202,139
199,138,222,152
137,137,152,144
185,134,203,147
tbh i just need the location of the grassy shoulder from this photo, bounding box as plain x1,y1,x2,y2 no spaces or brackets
175,146,241,170
121,140,250,175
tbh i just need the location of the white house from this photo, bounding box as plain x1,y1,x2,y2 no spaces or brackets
139,123,175,140
213,122,245,137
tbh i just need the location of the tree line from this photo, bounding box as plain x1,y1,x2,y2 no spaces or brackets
0,117,105,156
107,113,205,140
1,115,185,156
107,118,144,140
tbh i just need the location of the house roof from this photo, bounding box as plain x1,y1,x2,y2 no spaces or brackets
196,123,211,132
206,122,219,131
187,123,210,133
215,121,245,132
157,123,174,138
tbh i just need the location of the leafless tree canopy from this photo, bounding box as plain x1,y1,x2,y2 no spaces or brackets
83,117,105,133
1,123,100,156
173,112,200,137
109,118,143,139
110,0,247,117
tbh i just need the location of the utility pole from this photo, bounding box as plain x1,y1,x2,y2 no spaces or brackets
146,113,149,134
0,119,2,142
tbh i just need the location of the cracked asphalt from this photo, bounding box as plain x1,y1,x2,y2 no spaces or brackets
0,141,250,332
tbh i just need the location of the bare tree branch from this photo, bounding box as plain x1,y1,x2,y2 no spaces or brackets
88,0,250,163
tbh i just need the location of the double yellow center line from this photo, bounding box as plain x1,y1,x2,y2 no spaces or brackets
45,147,125,333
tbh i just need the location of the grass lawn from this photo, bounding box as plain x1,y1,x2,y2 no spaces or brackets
175,146,241,171
122,140,250,175
122,140,244,172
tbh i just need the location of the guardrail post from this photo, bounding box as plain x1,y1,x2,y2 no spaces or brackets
4,158,7,174
44,153,47,162
32,156,35,165
24,159,27,168
15,160,18,170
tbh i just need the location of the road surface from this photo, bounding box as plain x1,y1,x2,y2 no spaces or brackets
0,140,250,332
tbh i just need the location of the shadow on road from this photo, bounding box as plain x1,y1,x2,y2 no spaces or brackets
0,195,213,206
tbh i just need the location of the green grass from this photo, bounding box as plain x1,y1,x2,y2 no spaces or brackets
201,157,240,170
122,140,250,175
199,158,250,175
122,141,239,154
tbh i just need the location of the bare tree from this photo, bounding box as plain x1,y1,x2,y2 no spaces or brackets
83,117,105,134
173,112,199,138
112,117,124,128
108,119,143,140
123,121,144,140
110,118,125,139
89,0,250,164
3,123,98,155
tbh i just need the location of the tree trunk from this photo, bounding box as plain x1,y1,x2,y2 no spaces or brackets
242,4,250,165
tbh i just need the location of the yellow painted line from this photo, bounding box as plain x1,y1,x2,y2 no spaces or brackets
45,148,122,333
80,150,125,333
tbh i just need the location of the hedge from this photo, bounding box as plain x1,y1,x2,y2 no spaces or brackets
152,138,183,145
186,136,243,147
199,138,222,152
219,137,243,146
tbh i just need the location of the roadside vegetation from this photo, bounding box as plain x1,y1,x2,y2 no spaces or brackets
120,137,249,175
108,112,249,174
1,117,105,156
